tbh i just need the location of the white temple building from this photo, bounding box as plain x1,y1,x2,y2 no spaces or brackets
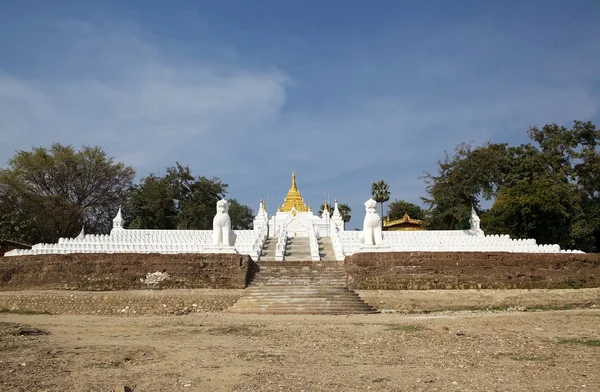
4,172,583,259
267,171,344,239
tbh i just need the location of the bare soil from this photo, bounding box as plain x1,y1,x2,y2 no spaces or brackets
1,308,599,392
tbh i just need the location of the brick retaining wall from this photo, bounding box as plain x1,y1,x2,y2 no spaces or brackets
346,252,600,290
0,253,255,291
0,289,244,315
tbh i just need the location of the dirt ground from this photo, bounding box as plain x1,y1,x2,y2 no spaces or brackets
1,308,599,392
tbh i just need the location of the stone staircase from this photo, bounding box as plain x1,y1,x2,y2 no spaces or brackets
227,286,376,314
260,236,337,262
260,238,277,261
227,261,377,315
284,236,312,261
250,261,347,286
319,237,337,261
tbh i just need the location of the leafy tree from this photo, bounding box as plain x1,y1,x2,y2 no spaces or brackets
0,144,135,243
318,203,352,223
127,174,177,229
421,142,509,230
126,163,254,231
178,175,228,230
228,199,254,229
423,121,600,251
387,199,425,221
371,180,390,217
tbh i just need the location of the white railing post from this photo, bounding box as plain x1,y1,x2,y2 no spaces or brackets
308,224,321,261
329,221,345,261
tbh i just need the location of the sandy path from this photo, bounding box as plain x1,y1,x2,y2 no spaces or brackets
1,310,599,391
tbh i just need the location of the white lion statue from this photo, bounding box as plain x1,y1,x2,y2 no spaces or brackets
363,198,382,246
212,199,233,246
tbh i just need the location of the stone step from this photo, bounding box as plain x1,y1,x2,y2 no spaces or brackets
227,286,376,315
251,261,347,286
251,271,347,278
283,237,314,261
237,298,369,305
258,261,345,267
227,309,374,315
241,293,363,299
251,280,347,287
251,274,346,278
259,238,278,261
244,286,358,294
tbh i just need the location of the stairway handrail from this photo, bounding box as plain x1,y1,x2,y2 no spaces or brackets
274,221,289,261
252,222,269,259
308,223,321,261
329,221,346,261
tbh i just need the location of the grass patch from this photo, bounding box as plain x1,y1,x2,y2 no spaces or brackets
237,350,284,362
208,324,270,337
566,280,581,289
510,355,553,361
387,324,425,333
88,358,130,368
558,338,600,347
0,308,52,315
208,325,256,336
407,303,592,314
0,322,50,337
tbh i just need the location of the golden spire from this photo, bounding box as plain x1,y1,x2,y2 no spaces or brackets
280,170,309,212
291,170,298,191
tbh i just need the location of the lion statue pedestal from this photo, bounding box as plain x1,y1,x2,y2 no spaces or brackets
205,199,238,254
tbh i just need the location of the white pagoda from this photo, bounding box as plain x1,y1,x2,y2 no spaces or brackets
267,171,344,238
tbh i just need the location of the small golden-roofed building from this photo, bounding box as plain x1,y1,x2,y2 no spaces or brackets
280,171,309,213
383,213,425,231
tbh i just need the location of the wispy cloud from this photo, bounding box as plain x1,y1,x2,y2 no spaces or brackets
1,6,599,228
0,19,288,175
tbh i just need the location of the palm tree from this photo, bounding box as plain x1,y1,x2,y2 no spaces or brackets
371,180,390,217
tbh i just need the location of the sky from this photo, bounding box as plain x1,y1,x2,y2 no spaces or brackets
1,0,599,229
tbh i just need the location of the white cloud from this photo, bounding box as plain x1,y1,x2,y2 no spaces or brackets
0,19,288,173
1,14,599,229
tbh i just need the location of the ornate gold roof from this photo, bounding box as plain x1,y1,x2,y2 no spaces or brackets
280,171,309,213
383,213,425,231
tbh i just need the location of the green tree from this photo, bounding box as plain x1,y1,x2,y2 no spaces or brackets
421,142,509,230
423,121,600,251
371,180,390,218
127,174,178,229
228,199,254,230
318,203,352,223
387,199,425,221
126,163,254,231
179,175,228,229
0,144,135,243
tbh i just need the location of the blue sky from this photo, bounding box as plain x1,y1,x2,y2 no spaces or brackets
1,0,599,229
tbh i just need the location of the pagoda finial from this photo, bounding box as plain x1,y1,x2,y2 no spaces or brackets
291,170,297,191
280,171,309,212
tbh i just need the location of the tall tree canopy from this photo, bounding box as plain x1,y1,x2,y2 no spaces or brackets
228,199,254,230
387,199,426,221
0,144,135,243
127,163,253,230
371,180,390,217
422,121,600,251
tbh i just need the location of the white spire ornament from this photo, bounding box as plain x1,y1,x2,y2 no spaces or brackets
112,206,124,230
